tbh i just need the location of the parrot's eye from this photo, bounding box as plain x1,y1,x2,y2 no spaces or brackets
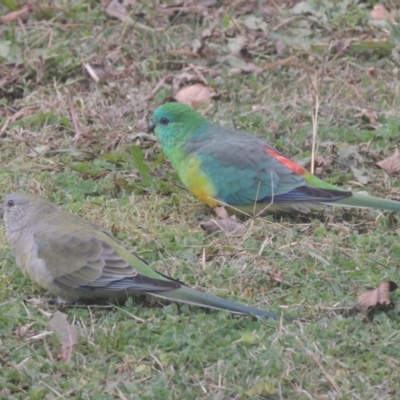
160,117,169,126
7,199,15,208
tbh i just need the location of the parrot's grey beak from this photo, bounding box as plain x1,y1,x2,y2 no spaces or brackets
148,118,155,133
0,208,4,219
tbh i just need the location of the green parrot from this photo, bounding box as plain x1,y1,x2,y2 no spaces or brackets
148,102,400,215
1,192,289,319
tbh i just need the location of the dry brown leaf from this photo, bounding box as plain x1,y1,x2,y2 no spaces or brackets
354,108,380,128
9,106,38,122
201,219,247,236
150,67,219,99
227,36,248,57
15,323,35,339
49,311,78,363
236,64,262,74
268,269,284,288
168,49,201,58
228,63,263,76
367,67,377,78
105,0,128,16
370,5,395,24
0,5,31,23
174,84,215,109
313,156,330,177
191,38,203,54
201,207,247,236
335,38,353,54
214,207,229,219
171,72,198,92
228,68,244,76
356,280,398,316
171,66,215,91
174,71,197,82
376,149,400,175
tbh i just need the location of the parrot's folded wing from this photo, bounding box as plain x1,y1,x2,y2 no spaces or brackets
194,135,349,207
34,229,180,294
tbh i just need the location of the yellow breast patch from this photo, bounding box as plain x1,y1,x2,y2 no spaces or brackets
180,157,218,207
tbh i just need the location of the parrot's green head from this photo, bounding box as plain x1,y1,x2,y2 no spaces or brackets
2,192,55,232
148,102,208,152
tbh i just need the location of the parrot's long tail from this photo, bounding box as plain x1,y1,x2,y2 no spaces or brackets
152,285,293,320
326,192,400,211
304,173,400,211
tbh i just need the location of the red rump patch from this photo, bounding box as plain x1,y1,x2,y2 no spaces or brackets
264,146,307,175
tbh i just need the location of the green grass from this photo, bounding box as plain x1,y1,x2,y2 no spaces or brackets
1,0,400,398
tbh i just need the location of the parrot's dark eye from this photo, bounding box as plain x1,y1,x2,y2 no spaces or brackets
160,117,169,126
7,199,15,208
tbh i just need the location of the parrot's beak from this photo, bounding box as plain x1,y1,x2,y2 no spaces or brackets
148,118,155,133
0,208,4,219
